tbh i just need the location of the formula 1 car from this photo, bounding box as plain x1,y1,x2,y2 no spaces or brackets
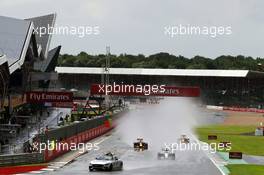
134,138,148,151
89,152,123,171
157,147,175,160
179,135,190,144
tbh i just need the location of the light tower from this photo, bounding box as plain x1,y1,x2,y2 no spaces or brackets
105,46,110,86
104,46,111,109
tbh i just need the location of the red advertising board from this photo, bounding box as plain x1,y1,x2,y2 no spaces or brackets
90,84,200,97
26,91,73,103
162,86,200,97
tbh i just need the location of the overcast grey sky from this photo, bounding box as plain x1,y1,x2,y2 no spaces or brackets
1,0,264,58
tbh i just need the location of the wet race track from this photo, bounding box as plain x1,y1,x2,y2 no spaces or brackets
48,98,223,175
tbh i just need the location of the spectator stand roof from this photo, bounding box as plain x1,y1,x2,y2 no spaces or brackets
34,46,61,72
0,14,59,74
55,67,264,78
0,16,34,73
26,14,56,59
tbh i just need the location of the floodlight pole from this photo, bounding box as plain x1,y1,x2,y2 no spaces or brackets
105,46,111,109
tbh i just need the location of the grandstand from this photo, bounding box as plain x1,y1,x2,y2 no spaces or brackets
0,14,61,123
56,67,264,108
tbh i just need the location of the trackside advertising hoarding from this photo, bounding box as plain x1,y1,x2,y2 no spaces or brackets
44,102,73,108
26,91,73,103
90,84,200,97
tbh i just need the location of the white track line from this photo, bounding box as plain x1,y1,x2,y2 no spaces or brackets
190,134,226,175
96,135,111,145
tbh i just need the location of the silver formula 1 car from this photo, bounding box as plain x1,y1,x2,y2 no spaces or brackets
89,152,123,171
157,147,175,160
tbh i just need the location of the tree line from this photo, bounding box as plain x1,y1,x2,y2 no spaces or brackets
58,52,264,71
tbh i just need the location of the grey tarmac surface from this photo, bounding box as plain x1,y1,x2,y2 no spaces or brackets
243,155,264,165
46,101,225,175
48,130,222,175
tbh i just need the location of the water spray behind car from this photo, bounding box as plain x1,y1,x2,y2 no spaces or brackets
116,97,204,151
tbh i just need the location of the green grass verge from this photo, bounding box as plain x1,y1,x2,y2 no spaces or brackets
227,164,264,175
196,125,264,156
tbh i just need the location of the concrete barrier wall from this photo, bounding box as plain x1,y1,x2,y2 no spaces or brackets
0,110,127,167
0,117,112,166
42,110,128,162
44,123,112,162
0,153,44,167
45,116,108,141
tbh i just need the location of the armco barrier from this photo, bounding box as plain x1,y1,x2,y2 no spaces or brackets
0,153,44,167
